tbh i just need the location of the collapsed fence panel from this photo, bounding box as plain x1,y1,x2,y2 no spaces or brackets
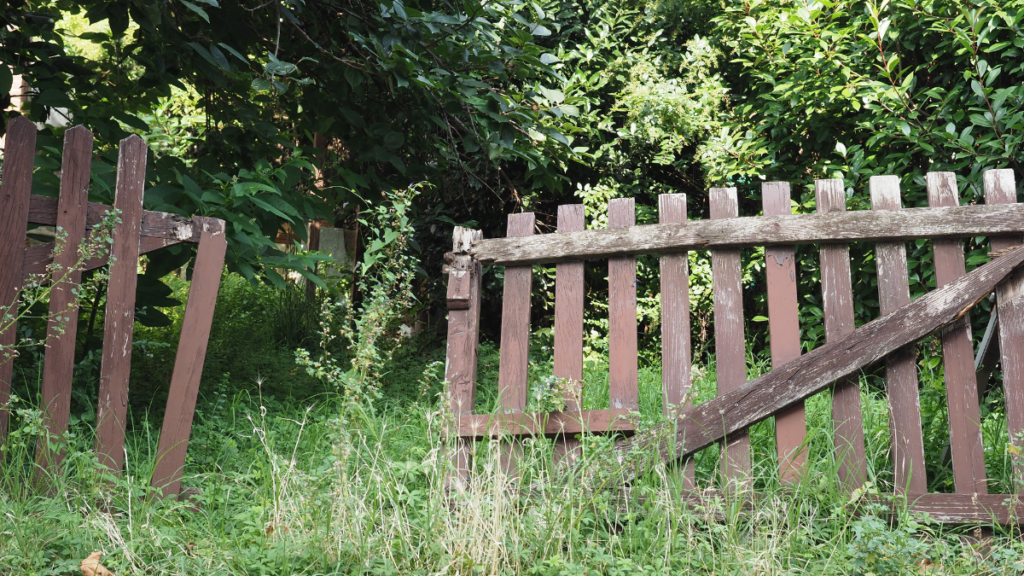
0,118,227,499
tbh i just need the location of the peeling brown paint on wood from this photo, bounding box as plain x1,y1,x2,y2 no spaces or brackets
616,245,1024,477
985,169,1024,488
659,194,695,489
710,187,750,487
445,227,483,479
553,205,586,466
870,176,928,495
23,234,193,280
762,182,807,483
152,224,228,498
880,493,1024,524
816,179,867,492
608,198,639,412
928,172,988,496
36,126,93,478
95,135,148,474
456,408,635,439
28,195,206,243
497,213,535,477
468,203,1024,266
0,117,36,446
816,179,869,491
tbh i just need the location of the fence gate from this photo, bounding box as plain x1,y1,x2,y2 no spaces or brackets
0,116,227,498
444,168,1024,524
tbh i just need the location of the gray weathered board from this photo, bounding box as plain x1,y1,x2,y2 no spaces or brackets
467,203,1024,265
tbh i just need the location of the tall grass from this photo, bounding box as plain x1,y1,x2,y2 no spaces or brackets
3,349,1024,574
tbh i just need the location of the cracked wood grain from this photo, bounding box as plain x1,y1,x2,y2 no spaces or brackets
468,203,1024,266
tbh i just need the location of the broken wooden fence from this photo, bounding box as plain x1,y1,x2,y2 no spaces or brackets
0,116,227,498
445,169,1024,524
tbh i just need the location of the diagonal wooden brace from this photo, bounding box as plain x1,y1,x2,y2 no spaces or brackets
617,245,1024,474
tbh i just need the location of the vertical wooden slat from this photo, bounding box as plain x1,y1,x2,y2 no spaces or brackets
36,126,93,475
710,187,750,487
95,135,148,474
152,220,228,497
0,117,36,445
659,193,695,488
497,213,534,477
870,176,928,494
927,172,988,495
984,169,1024,486
552,205,585,465
762,182,807,483
816,178,867,491
446,227,483,480
608,198,639,411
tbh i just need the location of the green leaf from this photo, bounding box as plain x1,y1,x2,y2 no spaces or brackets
248,196,293,221
530,24,552,36
539,87,565,103
218,43,248,64
383,131,405,149
752,316,769,322
180,0,210,22
252,78,273,92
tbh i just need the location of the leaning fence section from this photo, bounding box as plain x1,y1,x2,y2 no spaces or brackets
0,116,227,498
444,167,1024,524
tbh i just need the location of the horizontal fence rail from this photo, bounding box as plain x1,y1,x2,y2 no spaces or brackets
466,202,1024,265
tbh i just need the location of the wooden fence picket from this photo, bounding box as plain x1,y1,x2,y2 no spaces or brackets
816,178,867,491
710,187,750,487
984,169,1024,487
927,172,988,495
445,227,483,480
152,220,228,497
0,116,36,447
608,198,639,412
497,213,535,478
95,135,148,474
761,182,806,482
36,126,93,476
870,176,928,495
553,205,585,465
658,193,695,488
